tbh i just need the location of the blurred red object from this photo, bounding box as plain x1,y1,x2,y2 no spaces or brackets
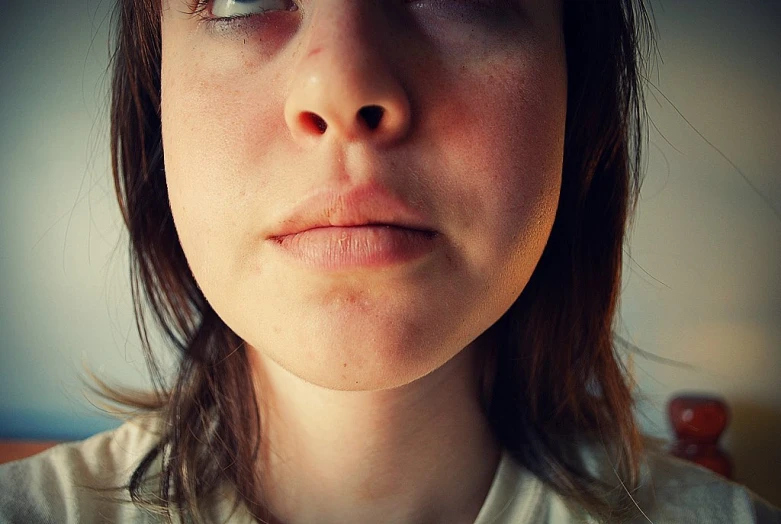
668,394,733,479
0,440,59,464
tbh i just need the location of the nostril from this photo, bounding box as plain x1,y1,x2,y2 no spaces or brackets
302,112,327,134
358,105,384,130
300,106,384,136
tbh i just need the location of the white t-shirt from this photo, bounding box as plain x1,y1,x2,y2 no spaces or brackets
1,415,779,523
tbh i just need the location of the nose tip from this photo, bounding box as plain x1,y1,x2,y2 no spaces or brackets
282,11,411,147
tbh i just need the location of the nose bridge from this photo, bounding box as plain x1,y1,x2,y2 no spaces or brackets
284,1,411,148
304,0,369,60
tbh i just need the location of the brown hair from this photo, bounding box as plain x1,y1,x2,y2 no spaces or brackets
92,0,656,522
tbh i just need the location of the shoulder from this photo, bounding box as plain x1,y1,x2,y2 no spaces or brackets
480,445,781,524
632,450,781,524
0,414,164,524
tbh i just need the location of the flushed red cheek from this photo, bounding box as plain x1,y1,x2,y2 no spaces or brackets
435,75,555,177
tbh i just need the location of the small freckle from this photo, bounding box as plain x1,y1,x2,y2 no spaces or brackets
343,363,347,368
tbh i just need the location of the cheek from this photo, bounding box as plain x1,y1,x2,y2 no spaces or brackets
160,49,286,281
428,48,566,260
162,62,264,193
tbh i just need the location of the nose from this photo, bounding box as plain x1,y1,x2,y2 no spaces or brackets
283,3,412,148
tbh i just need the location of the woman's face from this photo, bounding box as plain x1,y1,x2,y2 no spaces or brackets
160,0,567,391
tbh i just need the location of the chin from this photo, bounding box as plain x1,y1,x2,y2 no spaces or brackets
247,324,460,392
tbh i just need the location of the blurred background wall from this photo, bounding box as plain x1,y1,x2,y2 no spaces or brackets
1,0,779,506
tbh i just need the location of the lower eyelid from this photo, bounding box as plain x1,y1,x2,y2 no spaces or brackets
200,6,297,39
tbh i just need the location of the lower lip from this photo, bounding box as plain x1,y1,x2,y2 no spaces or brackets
269,226,438,270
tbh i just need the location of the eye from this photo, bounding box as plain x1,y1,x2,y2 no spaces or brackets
207,0,295,19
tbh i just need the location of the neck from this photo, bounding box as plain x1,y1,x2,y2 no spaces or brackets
247,340,501,524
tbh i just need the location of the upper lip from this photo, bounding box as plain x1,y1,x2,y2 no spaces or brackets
267,183,436,239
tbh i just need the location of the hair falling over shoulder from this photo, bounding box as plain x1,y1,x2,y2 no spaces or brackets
89,0,657,522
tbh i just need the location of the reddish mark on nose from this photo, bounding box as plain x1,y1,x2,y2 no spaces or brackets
307,47,323,59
